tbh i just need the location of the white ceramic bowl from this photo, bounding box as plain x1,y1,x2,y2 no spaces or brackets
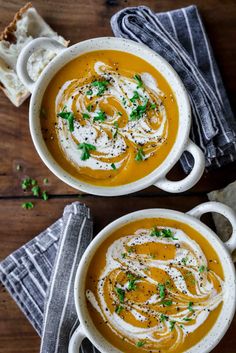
16,37,205,196
70,201,236,353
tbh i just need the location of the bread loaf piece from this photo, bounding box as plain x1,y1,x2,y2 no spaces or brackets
0,2,69,106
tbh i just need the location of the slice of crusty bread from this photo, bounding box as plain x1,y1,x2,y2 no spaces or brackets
0,2,69,106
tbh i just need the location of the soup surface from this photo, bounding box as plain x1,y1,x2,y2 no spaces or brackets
86,218,224,353
41,50,178,186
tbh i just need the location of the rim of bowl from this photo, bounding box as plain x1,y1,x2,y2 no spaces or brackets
29,37,191,196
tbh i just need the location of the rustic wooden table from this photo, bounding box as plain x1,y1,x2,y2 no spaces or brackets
0,0,236,352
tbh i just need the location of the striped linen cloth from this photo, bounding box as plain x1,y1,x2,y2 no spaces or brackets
111,5,236,172
0,202,98,353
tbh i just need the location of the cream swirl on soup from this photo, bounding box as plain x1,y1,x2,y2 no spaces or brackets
86,226,224,352
55,61,168,172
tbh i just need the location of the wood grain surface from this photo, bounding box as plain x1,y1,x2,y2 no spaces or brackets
0,1,235,352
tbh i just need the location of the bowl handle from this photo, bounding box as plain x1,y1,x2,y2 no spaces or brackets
68,324,86,353
16,37,66,93
187,201,236,261
154,139,205,193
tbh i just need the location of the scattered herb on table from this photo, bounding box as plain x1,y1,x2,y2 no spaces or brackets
135,148,145,161
22,202,34,210
77,143,96,161
21,177,33,190
31,185,40,197
42,191,49,201
43,178,48,185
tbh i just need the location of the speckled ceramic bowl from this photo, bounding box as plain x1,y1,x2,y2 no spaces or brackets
70,201,236,353
16,36,205,196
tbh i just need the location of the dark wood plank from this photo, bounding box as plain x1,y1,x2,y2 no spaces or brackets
0,0,236,196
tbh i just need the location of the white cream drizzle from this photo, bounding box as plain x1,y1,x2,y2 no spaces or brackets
55,61,168,172
86,227,224,352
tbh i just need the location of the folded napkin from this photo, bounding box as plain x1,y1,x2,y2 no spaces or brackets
111,5,236,173
0,202,98,353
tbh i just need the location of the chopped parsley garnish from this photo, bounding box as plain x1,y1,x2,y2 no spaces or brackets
57,107,75,132
130,90,140,103
135,148,145,161
77,143,96,160
136,341,145,347
118,111,122,116
162,300,173,307
31,179,37,186
93,110,106,122
113,121,119,138
181,257,188,266
121,253,126,258
160,314,168,322
150,103,157,109
87,104,92,112
86,89,93,96
198,265,206,273
134,74,143,88
22,202,34,210
115,305,123,315
150,227,178,240
130,100,148,120
169,321,176,331
31,185,40,197
115,287,125,303
127,273,139,291
157,283,166,299
43,178,48,185
111,163,116,170
188,301,194,312
128,247,133,254
91,80,109,96
183,317,192,321
42,191,49,201
82,113,90,119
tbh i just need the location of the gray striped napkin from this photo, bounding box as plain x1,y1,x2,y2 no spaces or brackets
111,5,236,173
0,202,98,353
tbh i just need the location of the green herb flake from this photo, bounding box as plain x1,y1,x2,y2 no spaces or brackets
21,178,32,190
42,191,49,201
86,89,93,96
134,74,143,88
130,90,140,103
150,227,178,240
115,287,125,303
157,283,166,300
121,253,126,259
22,202,34,210
111,163,116,170
43,178,48,185
113,121,119,138
87,104,92,112
160,313,168,322
127,273,139,291
57,108,75,132
181,257,188,266
82,113,90,120
198,265,206,273
188,301,194,312
183,317,192,322
115,305,123,315
31,185,40,197
169,321,176,331
162,300,173,307
118,111,122,116
77,143,96,161
135,148,145,162
130,100,148,121
136,341,145,347
150,103,157,109
93,110,106,122
91,80,109,96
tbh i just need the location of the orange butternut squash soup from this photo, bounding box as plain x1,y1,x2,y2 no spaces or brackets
85,218,224,352
41,50,178,186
